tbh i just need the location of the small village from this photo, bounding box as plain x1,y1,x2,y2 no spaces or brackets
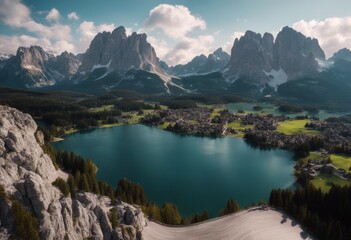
301,149,351,180
142,105,351,185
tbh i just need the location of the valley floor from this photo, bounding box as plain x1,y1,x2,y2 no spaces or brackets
142,207,312,240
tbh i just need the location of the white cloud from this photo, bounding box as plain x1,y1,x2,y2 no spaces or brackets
163,35,215,65
0,34,50,53
52,40,75,53
223,32,244,53
125,28,133,36
46,8,60,22
144,4,206,38
147,36,170,60
143,4,213,65
293,17,351,58
77,21,116,53
67,12,79,20
0,0,31,27
0,0,73,54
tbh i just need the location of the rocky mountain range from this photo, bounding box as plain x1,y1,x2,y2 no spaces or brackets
0,53,13,69
330,48,351,62
0,25,351,103
223,26,326,90
0,105,146,239
161,48,230,76
0,46,80,88
77,26,169,82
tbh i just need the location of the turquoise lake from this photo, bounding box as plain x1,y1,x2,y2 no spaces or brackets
54,124,296,217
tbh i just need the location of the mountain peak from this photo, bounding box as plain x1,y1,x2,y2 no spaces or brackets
214,47,224,55
223,26,326,91
243,30,262,40
112,26,127,39
162,48,230,76
79,26,169,81
281,26,294,32
330,48,351,62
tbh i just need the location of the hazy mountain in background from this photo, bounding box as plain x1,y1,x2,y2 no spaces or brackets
0,46,80,88
161,48,230,76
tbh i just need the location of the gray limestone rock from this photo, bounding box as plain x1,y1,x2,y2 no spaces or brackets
0,105,147,240
223,26,326,88
79,26,168,81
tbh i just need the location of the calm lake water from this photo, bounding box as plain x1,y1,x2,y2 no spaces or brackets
54,124,295,217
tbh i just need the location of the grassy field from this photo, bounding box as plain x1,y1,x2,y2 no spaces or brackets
99,122,123,128
124,110,154,124
300,151,325,164
227,133,245,138
226,120,254,130
159,121,171,129
89,105,114,113
311,174,351,193
64,128,79,135
277,119,320,136
330,154,351,171
210,108,223,119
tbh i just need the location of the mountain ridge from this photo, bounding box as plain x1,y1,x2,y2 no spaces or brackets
0,25,350,103
161,47,230,76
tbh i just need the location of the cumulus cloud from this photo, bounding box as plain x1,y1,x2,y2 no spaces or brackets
0,0,73,54
223,32,245,53
77,21,116,53
67,12,79,20
147,35,170,60
293,17,351,58
163,35,215,65
46,8,60,22
144,4,206,38
143,4,213,65
0,34,49,53
0,0,31,27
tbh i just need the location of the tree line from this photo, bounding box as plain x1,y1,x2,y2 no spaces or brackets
0,184,40,240
269,184,351,240
52,149,241,225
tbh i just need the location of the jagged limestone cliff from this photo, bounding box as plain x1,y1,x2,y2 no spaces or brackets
0,105,146,240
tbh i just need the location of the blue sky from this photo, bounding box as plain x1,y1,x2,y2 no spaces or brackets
1,0,351,65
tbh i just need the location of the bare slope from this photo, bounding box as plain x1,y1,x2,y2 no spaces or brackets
143,208,312,240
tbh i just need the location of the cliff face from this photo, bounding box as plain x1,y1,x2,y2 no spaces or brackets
224,26,326,89
79,26,169,81
0,46,80,88
225,31,274,84
0,105,146,240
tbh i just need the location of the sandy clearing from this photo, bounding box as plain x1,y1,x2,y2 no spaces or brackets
142,208,313,240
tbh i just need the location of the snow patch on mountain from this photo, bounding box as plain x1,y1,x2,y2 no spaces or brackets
264,69,288,91
91,60,112,72
316,58,334,72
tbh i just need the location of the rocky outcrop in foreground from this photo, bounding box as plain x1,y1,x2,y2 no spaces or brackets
0,105,146,239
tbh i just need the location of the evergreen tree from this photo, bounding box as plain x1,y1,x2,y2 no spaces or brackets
81,174,90,192
12,201,40,240
146,203,161,221
74,170,81,188
67,174,76,198
52,178,70,197
109,208,119,228
161,203,181,225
